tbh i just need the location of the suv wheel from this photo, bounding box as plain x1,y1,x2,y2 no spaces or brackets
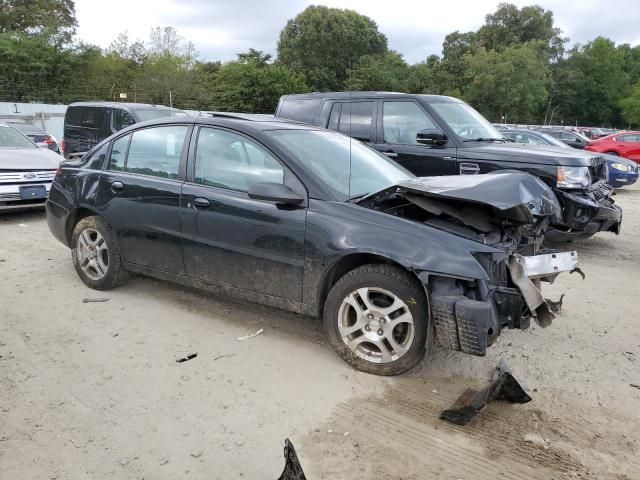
324,264,430,375
71,216,129,290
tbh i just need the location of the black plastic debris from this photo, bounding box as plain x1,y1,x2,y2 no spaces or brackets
277,439,307,480
176,353,197,363
82,298,109,303
440,359,531,426
546,294,565,314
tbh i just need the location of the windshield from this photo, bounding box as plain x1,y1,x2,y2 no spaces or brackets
0,125,37,149
538,132,571,149
431,102,504,141
266,129,412,200
133,109,188,122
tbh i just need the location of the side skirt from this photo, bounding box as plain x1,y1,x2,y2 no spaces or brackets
123,262,315,317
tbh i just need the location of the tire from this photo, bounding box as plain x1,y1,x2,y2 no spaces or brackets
71,215,129,290
324,264,430,376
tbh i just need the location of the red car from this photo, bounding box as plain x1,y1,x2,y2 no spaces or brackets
585,131,640,163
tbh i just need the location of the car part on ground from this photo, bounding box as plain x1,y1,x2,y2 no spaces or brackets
0,123,60,212
440,359,532,426
277,439,307,480
47,115,578,375
275,92,622,242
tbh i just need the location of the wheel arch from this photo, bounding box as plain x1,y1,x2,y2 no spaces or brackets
65,205,108,244
316,252,427,317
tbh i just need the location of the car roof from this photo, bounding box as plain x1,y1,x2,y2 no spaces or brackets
193,112,317,131
280,92,462,103
68,101,181,111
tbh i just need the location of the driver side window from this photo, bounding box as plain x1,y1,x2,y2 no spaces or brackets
383,102,437,145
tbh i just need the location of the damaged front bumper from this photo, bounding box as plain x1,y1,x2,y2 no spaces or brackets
425,251,579,356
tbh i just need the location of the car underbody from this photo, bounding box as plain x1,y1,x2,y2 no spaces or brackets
358,174,580,356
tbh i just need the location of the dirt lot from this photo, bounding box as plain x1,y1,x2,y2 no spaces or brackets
1,184,639,480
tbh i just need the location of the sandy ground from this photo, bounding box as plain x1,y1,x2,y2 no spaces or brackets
1,183,639,480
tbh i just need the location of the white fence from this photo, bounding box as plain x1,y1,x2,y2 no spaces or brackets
0,102,67,141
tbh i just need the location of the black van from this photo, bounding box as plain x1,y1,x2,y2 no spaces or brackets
275,92,621,242
62,102,186,158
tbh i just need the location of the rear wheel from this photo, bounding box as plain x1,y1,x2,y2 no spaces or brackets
324,264,429,375
71,216,129,290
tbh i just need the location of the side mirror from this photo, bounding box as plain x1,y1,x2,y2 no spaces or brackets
248,182,305,206
416,129,447,146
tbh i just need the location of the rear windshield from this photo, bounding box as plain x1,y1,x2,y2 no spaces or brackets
133,109,188,122
0,125,37,149
10,123,42,134
278,98,322,124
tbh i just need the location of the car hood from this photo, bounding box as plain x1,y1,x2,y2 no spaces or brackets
459,143,603,167
0,147,61,170
358,172,558,225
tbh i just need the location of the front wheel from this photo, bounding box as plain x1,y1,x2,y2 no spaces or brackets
324,264,430,375
71,215,129,290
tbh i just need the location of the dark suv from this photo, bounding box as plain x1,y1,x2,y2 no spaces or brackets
62,102,186,159
275,92,622,242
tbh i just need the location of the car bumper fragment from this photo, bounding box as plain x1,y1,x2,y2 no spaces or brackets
430,251,579,356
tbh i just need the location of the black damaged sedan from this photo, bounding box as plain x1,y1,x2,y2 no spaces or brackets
46,114,578,375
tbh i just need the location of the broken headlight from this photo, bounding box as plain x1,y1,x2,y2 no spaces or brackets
557,166,591,189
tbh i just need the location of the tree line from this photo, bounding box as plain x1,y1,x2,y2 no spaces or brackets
1,0,640,127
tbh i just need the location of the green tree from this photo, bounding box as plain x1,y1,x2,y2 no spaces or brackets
477,3,567,61
463,42,549,122
212,52,308,113
347,51,410,91
0,0,77,43
619,82,640,127
277,5,387,91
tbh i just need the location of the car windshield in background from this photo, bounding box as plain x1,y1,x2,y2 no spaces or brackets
133,109,188,122
10,123,43,134
431,102,505,142
539,132,571,149
0,125,37,149
267,129,412,200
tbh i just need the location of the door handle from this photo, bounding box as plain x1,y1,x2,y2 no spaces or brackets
111,181,124,193
383,151,398,158
192,197,210,208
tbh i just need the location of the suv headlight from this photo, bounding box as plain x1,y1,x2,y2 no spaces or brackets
557,166,591,189
610,162,629,172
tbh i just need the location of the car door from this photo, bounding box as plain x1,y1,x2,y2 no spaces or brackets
371,100,457,176
618,134,640,160
180,126,306,301
95,123,191,273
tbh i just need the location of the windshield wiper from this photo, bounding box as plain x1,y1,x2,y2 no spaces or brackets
348,193,370,202
463,137,509,143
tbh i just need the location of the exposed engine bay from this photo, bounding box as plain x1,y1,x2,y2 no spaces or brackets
357,173,581,356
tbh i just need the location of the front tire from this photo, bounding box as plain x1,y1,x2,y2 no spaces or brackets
324,264,429,375
71,215,129,290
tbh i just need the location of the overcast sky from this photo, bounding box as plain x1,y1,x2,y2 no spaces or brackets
74,0,640,63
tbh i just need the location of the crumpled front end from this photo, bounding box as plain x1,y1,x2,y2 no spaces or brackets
423,249,579,356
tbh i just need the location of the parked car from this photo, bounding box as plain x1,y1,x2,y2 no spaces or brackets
538,129,591,149
0,123,61,211
585,131,640,163
62,102,187,159
9,122,61,153
500,129,638,189
275,92,621,242
46,114,577,375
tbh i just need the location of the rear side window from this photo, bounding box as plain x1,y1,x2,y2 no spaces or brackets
338,102,374,142
109,135,129,171
278,98,322,124
111,109,136,132
84,143,110,170
125,126,188,179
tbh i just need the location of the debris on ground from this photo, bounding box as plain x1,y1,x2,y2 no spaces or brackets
213,354,236,361
440,359,532,426
523,433,550,449
190,450,203,458
546,294,565,313
159,457,169,466
277,439,307,480
237,328,264,341
175,353,197,363
630,384,640,390
82,298,109,303
111,332,119,338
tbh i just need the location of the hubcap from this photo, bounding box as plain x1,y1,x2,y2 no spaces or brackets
337,287,415,364
76,228,109,281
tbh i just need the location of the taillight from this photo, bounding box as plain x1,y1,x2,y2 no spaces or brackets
44,136,56,145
